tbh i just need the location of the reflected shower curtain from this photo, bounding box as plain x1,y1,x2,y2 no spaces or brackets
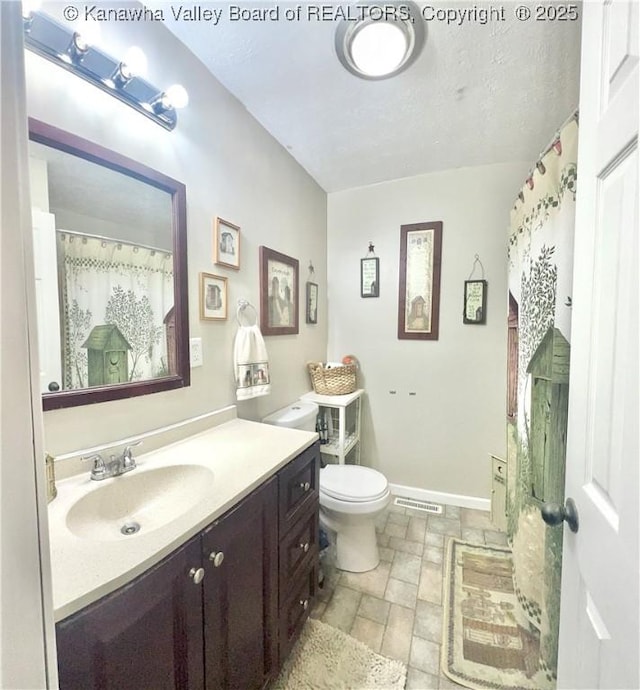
59,232,174,389
506,115,578,683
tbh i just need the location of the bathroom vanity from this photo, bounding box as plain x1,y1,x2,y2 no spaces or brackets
49,418,320,689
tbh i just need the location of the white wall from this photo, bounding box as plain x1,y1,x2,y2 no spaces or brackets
327,162,529,500
25,16,327,455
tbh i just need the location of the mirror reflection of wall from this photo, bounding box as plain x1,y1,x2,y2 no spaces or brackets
29,140,175,395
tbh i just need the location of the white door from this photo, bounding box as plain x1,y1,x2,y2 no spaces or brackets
557,1,639,688
32,208,62,393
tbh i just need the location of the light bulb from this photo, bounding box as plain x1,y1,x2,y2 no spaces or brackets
123,46,148,79
22,0,42,18
350,22,408,77
164,84,189,109
72,20,101,50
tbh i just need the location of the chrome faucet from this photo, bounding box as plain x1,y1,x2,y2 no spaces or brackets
82,441,143,481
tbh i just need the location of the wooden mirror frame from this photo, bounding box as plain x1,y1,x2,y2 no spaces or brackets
29,118,190,410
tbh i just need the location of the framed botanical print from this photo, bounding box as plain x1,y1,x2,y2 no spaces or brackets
199,272,228,321
306,281,318,324
397,221,443,340
213,217,240,270
259,246,299,335
361,257,380,297
463,280,487,324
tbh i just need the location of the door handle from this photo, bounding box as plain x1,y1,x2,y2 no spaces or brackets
540,497,579,533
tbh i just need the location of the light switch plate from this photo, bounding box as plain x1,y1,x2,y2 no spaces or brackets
190,337,203,367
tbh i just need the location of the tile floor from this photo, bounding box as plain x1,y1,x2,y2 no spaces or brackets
311,500,509,690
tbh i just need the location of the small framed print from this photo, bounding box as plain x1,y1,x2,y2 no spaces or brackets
200,272,228,321
361,257,380,297
259,246,299,336
463,279,487,324
306,281,318,324
213,217,240,270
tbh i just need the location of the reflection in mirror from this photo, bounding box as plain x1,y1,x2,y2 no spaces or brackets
28,119,189,410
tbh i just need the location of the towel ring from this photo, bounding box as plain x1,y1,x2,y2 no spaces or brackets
237,299,258,327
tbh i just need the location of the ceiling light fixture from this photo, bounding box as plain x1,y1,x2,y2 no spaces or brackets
335,2,425,80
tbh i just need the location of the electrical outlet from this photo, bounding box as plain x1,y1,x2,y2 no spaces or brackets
190,337,203,367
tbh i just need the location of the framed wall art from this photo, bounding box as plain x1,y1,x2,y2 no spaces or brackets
306,281,318,324
213,216,240,270
463,279,487,324
361,257,380,297
199,272,228,321
397,221,443,340
259,246,299,335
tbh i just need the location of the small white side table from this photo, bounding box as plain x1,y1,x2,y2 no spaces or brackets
300,389,364,465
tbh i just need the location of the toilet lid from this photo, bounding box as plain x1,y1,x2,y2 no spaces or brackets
320,465,388,502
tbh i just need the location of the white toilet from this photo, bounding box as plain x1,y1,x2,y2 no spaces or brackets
263,399,391,573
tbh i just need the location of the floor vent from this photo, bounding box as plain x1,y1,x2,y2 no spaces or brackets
394,497,443,514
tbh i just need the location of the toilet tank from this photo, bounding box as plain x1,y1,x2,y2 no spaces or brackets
262,400,319,432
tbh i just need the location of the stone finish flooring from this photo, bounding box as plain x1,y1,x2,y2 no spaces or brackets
311,501,509,690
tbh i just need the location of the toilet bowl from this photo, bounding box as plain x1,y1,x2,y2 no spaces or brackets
319,464,390,573
262,398,390,574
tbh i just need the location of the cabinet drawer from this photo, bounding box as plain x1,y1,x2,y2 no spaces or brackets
278,561,316,664
278,442,320,534
279,504,318,592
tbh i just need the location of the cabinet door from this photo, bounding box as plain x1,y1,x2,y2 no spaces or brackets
202,477,278,690
56,536,204,690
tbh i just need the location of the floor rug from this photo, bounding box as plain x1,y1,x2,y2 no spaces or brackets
272,617,407,689
442,539,553,690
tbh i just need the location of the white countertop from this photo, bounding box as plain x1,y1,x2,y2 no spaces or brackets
48,419,317,622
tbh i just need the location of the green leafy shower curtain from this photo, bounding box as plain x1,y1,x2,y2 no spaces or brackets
507,116,578,684
59,232,174,389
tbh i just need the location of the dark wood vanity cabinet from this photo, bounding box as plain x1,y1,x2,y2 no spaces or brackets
55,442,320,690
56,535,205,690
202,476,278,690
276,443,320,665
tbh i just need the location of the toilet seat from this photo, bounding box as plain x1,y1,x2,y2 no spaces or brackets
320,465,388,503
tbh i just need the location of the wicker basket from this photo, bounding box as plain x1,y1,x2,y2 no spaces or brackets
307,362,357,396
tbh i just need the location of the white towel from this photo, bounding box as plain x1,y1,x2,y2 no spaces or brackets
234,324,271,401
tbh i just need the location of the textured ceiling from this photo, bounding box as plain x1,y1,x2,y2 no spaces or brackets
155,2,582,192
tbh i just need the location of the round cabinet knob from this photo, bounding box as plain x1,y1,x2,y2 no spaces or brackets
189,567,205,584
48,381,60,392
209,551,225,567
540,498,579,533
299,542,310,553
299,599,309,610
299,481,311,492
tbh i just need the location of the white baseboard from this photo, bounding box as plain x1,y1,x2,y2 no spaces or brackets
388,483,490,512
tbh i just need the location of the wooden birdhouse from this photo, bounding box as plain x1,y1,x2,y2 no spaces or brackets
82,325,131,387
527,326,570,505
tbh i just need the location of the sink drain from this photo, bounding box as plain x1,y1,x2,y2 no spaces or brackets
120,521,141,536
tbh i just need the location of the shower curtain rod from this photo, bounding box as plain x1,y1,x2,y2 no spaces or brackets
535,107,579,165
56,228,171,256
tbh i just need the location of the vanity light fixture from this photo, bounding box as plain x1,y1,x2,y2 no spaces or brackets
23,9,187,131
335,1,425,80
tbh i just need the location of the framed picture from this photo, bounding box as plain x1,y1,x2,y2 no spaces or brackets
360,257,380,297
213,217,240,270
259,246,299,335
397,221,443,340
306,281,318,324
463,279,487,324
199,272,228,321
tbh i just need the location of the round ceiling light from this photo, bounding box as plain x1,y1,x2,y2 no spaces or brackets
335,2,425,80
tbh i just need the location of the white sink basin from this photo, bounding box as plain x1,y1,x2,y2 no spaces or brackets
66,465,215,541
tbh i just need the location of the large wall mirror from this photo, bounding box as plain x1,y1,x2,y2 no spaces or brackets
28,118,190,410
